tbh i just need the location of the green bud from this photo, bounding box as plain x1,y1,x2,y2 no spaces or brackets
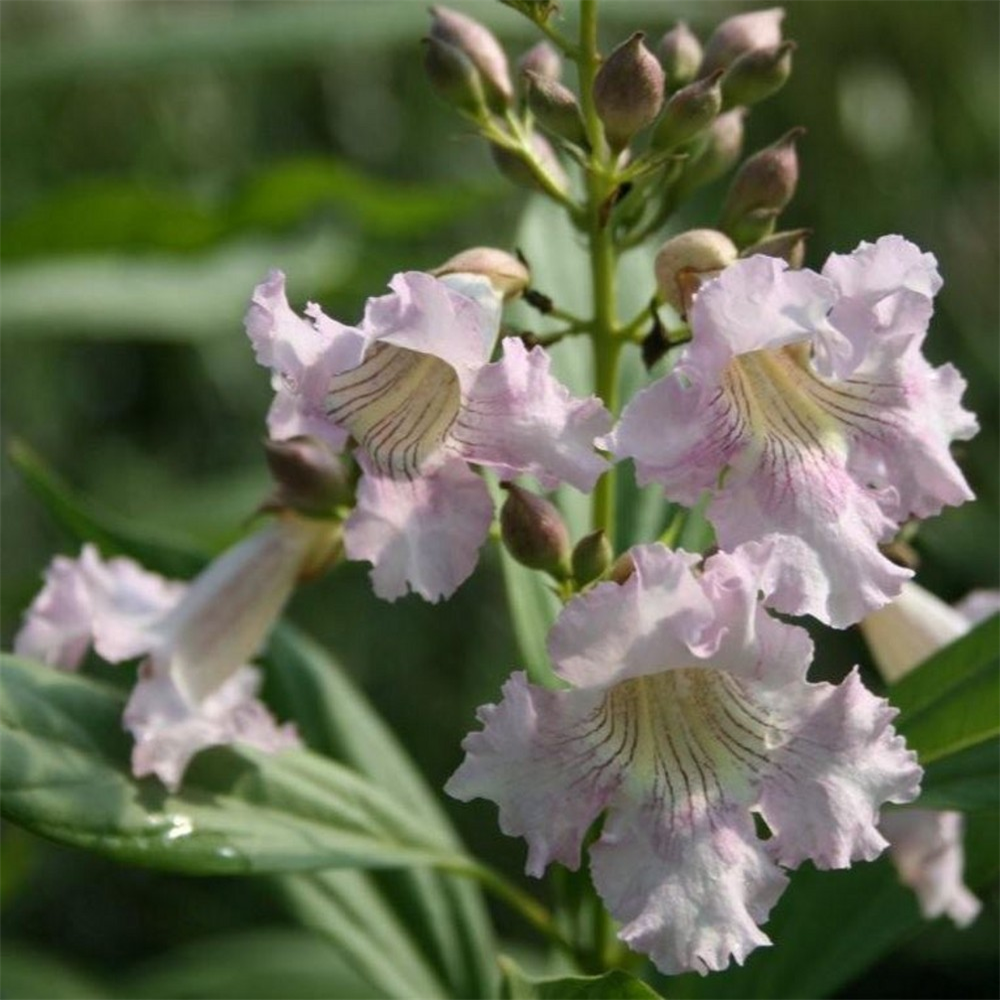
659,22,703,92
429,5,513,112
593,32,665,153
740,227,810,268
431,246,531,300
263,436,350,516
490,131,569,193
500,484,571,578
654,228,738,316
699,7,785,77
524,70,587,146
651,69,723,151
572,530,613,587
677,107,746,194
721,40,795,109
518,40,561,83
721,127,802,238
423,36,489,119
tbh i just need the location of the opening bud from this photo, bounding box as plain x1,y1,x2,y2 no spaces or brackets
593,32,665,153
429,5,513,112
608,551,636,586
490,131,569,194
721,40,795,110
654,229,738,316
572,530,613,587
524,70,588,146
263,436,351,517
677,107,746,194
500,483,571,579
699,7,785,77
518,40,562,83
651,69,723,151
423,36,489,119
740,227,810,268
721,127,802,239
659,22,703,92
431,247,530,301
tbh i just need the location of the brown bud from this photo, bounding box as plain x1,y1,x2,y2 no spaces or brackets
654,229,738,316
699,7,785,77
429,5,513,111
677,107,746,194
518,40,561,83
721,40,795,110
659,22,703,91
721,127,802,237
651,69,723,151
740,227,810,268
431,247,530,301
500,484,571,578
608,551,636,585
572,530,613,587
490,131,569,193
263,436,350,516
593,32,665,153
524,70,587,146
423,36,489,119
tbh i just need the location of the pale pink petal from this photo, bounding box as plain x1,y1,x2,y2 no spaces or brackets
125,664,299,792
344,454,494,603
362,272,499,392
452,338,611,492
880,809,981,927
446,672,623,875
757,668,922,870
956,589,1000,626
590,804,786,976
546,545,713,688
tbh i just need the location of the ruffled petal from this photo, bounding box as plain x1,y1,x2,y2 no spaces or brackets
590,803,786,975
446,672,624,875
125,664,299,792
547,545,713,688
757,668,922,870
453,338,611,492
13,544,183,669
362,272,499,391
881,809,981,927
344,454,494,603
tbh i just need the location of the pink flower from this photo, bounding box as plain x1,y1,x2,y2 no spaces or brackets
246,270,610,603
447,543,921,975
606,236,978,627
13,516,336,790
861,580,996,926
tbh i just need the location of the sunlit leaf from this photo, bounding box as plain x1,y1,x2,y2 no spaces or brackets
499,956,662,999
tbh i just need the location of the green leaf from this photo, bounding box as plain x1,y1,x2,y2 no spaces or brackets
499,957,662,1000
893,613,1000,771
0,942,111,1000
0,655,466,876
916,739,1000,811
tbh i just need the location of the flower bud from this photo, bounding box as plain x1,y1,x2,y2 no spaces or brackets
423,36,489,119
651,69,723,151
608,551,636,586
518,40,561,83
593,32,665,153
721,41,795,109
431,246,530,301
490,131,569,193
740,227,810,268
721,127,802,237
500,484,571,578
572,530,613,587
659,22,703,91
699,7,785,77
524,70,587,146
263,436,350,516
677,107,746,193
429,5,513,112
654,229,738,316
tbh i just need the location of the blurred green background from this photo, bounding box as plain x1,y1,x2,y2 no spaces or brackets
2,2,997,998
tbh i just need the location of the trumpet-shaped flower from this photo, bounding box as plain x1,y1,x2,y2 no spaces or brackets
447,542,921,975
862,580,997,926
607,236,978,627
246,270,610,603
13,516,336,789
